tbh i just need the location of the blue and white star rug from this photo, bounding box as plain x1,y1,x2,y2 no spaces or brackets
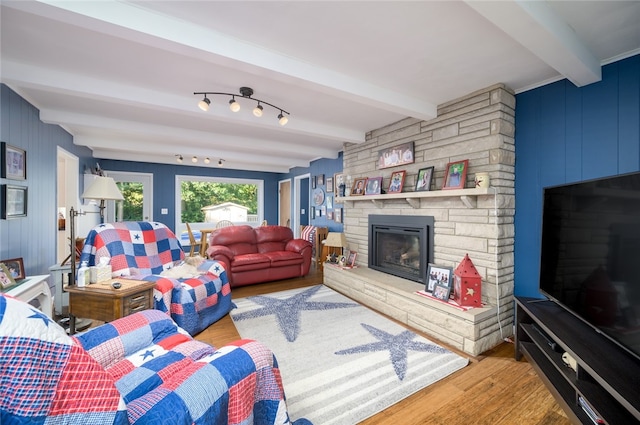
230,284,469,424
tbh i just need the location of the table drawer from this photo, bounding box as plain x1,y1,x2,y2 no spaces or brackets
123,290,152,315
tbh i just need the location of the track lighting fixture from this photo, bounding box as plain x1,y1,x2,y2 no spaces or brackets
204,157,210,164
218,159,224,167
175,155,222,167
176,154,183,163
192,156,198,163
194,87,289,125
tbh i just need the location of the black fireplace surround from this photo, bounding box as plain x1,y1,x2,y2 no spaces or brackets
368,214,435,285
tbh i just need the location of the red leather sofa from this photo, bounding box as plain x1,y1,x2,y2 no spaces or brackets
206,225,313,287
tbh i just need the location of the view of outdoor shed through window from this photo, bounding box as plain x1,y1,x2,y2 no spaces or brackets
180,179,259,225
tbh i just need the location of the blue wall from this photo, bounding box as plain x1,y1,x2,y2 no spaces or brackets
515,55,640,298
286,152,344,232
0,84,95,276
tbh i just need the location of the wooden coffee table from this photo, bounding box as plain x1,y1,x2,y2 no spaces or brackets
66,278,156,334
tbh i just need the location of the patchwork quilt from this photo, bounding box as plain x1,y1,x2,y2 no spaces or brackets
1,294,291,425
80,221,232,335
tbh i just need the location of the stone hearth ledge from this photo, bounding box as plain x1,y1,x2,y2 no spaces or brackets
323,265,503,356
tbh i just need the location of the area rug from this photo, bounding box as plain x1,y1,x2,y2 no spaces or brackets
230,284,469,424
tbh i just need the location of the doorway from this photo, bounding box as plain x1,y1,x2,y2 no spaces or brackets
293,174,310,237
104,171,153,222
56,148,79,264
279,179,291,228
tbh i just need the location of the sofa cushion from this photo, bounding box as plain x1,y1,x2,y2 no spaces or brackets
210,225,258,256
231,253,271,272
263,251,305,267
254,226,293,254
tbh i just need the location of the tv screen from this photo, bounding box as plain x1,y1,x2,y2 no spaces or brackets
539,172,640,361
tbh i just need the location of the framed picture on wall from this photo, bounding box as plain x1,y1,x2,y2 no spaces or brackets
442,159,469,190
377,141,414,169
334,208,342,223
334,173,345,195
1,184,27,219
326,176,333,192
317,174,325,185
1,142,26,180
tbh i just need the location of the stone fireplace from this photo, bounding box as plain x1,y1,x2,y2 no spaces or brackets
324,83,516,356
368,214,434,285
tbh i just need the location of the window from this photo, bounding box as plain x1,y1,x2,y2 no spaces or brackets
175,175,263,233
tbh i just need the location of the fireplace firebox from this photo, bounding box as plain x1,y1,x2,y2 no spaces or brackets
368,215,434,285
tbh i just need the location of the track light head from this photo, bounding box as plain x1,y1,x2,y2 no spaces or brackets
198,96,210,111
176,154,183,163
192,156,198,163
278,113,289,126
253,104,264,117
229,97,240,112
204,157,210,164
218,159,224,167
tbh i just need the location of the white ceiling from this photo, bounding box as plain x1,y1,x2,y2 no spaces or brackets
1,1,639,173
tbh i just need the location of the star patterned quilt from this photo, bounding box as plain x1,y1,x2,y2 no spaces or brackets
1,294,291,425
80,221,232,335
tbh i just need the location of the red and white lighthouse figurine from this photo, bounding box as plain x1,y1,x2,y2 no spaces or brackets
453,254,482,307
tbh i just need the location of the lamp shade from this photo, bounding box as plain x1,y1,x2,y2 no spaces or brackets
82,176,124,201
324,232,347,248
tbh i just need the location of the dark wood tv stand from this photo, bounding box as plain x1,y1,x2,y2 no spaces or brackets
515,296,640,424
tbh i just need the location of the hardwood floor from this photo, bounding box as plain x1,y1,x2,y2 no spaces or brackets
195,266,570,425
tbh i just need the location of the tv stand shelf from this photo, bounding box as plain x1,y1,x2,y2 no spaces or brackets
515,297,640,424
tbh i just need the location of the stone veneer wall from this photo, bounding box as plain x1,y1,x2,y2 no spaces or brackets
330,83,516,355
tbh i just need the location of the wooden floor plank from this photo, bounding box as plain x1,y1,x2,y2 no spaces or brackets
195,265,570,424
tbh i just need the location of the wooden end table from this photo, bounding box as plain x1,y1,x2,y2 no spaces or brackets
65,278,156,334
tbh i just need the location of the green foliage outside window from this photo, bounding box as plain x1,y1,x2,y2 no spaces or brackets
117,182,144,221
180,181,258,223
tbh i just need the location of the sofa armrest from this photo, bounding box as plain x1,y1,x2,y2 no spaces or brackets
74,310,190,370
286,238,312,254
206,245,235,260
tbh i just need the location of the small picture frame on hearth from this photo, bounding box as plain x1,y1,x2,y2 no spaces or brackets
426,263,453,293
432,283,451,301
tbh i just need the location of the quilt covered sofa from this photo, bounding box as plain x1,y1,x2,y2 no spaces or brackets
0,293,292,425
79,221,232,335
206,225,312,287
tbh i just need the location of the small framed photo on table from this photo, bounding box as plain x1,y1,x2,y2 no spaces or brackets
426,263,453,293
345,251,358,268
432,284,452,301
0,264,17,289
0,257,25,281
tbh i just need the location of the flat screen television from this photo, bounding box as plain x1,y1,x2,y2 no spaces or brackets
539,171,640,362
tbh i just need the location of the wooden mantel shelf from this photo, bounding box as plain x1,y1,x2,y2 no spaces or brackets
336,187,494,208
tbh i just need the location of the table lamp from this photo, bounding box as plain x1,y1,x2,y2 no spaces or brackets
323,232,347,263
81,175,125,222
68,176,124,285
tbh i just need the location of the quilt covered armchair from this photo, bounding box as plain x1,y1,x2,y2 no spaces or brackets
79,221,232,335
0,293,292,425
